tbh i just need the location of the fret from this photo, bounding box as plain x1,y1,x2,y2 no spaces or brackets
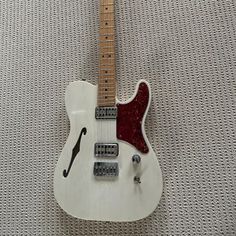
100,0,114,3
97,101,116,103
100,46,114,49
100,19,114,21
100,16,114,21
100,34,114,39
100,56,115,59
98,90,115,92
100,63,115,66
99,79,115,81
98,83,116,86
99,85,115,88
98,88,116,90
100,61,115,65
100,4,114,6
98,86,116,89
100,27,115,30
100,28,114,34
99,40,115,43
99,75,115,78
101,52,115,54
99,83,115,87
98,80,115,82
99,78,115,81
98,81,115,83
98,94,115,96
98,88,116,91
100,57,115,60
98,97,115,101
98,93,116,96
98,98,115,101
99,73,115,76
101,47,115,51
100,68,113,70
100,57,115,59
100,40,114,43
98,92,116,94
98,100,115,103
98,92,116,96
98,103,115,107
99,72,115,74
100,11,114,14
100,59,115,62
100,67,115,71
98,90,115,93
98,85,115,87
100,33,114,36
101,24,114,28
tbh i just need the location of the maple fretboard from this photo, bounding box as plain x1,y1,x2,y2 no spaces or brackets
98,0,116,107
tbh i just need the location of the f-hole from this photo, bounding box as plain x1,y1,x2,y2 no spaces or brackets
63,127,87,177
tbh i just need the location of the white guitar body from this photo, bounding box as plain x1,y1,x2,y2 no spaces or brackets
54,80,163,222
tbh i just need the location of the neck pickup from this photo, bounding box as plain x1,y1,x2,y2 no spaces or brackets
95,106,117,119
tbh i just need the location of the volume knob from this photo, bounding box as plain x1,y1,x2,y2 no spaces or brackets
132,154,141,164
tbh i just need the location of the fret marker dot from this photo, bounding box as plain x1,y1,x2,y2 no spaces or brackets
105,71,108,73
105,89,108,91
105,96,107,99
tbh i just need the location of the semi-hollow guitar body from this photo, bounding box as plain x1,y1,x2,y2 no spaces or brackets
54,80,163,222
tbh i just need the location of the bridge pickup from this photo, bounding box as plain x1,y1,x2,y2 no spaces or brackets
94,143,119,157
93,162,119,177
95,107,117,119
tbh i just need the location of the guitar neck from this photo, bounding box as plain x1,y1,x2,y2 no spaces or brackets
98,0,116,107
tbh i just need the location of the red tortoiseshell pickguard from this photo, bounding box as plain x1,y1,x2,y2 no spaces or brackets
117,82,149,153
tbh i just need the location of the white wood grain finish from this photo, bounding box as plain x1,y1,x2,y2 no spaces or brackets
54,80,163,222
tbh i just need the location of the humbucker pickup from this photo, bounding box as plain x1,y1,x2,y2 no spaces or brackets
95,107,117,119
93,162,119,177
94,143,119,157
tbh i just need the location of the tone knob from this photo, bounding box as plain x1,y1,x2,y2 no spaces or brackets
132,154,141,164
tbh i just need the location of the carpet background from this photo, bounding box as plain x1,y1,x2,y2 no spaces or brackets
0,0,235,235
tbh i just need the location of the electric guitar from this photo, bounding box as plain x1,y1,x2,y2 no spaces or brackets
54,0,163,222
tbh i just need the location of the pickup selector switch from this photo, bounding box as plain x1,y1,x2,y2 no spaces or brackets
132,154,141,164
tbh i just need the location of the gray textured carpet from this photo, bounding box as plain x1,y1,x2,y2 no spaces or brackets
0,0,236,235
